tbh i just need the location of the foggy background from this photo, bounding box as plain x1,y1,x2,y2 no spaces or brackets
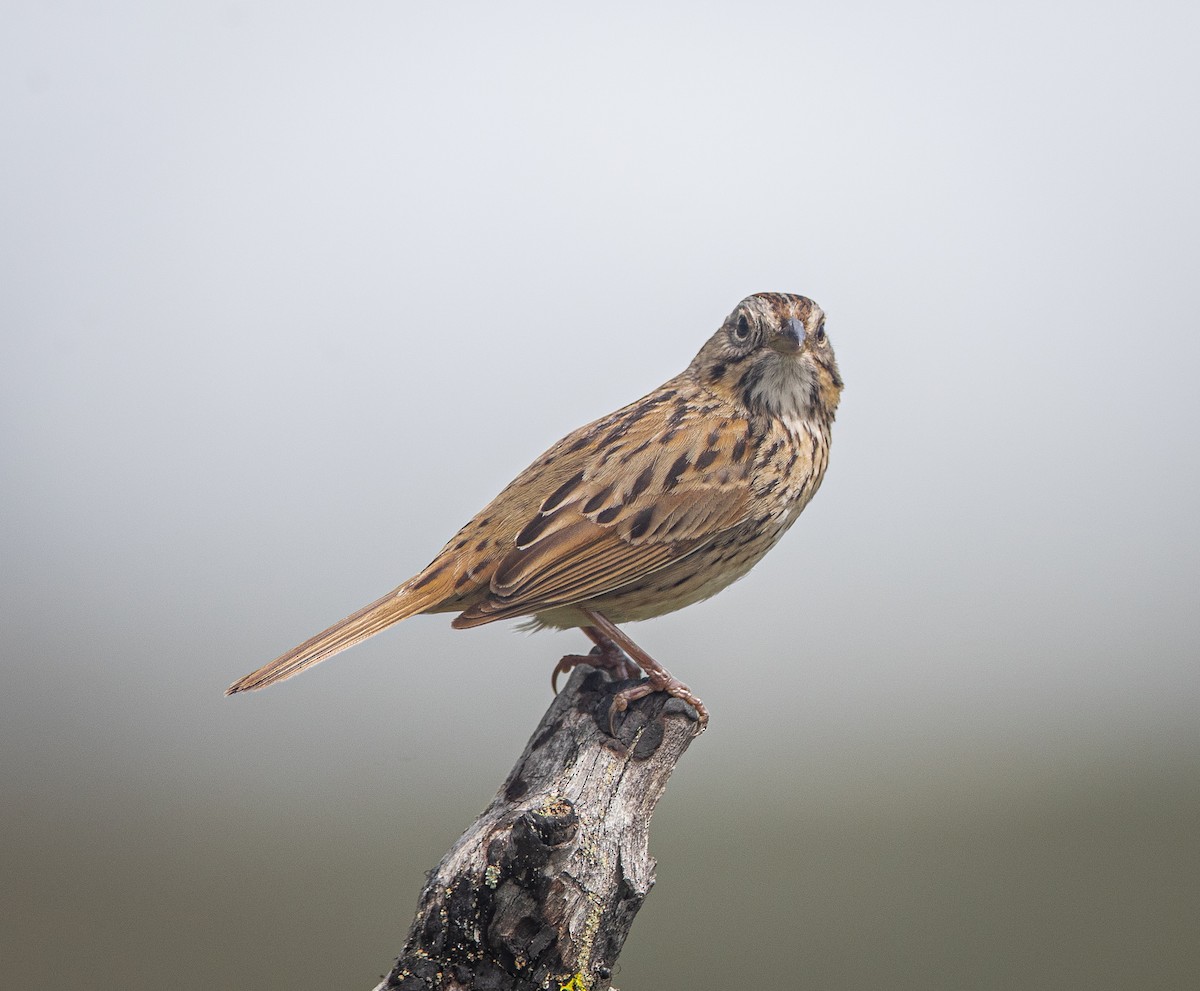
3,2,1198,989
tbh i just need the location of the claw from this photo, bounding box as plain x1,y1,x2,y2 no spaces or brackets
608,695,627,737
551,654,593,694
606,678,708,737
551,635,639,694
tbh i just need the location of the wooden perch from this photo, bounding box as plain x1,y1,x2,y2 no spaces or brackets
373,664,701,991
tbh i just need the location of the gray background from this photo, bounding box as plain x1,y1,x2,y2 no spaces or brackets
3,2,1198,989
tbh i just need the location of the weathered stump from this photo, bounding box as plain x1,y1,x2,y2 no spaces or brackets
374,664,700,991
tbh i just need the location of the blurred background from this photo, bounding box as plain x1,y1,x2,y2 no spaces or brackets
3,2,1198,988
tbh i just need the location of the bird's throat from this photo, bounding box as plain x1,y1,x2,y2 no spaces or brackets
744,354,831,429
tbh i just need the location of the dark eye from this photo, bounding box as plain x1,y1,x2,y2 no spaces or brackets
815,322,826,342
732,313,751,341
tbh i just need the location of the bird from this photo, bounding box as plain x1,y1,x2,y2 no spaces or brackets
226,292,842,732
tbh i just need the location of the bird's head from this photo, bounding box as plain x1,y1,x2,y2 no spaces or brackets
690,292,843,424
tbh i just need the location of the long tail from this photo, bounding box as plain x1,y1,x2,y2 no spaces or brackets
225,584,436,695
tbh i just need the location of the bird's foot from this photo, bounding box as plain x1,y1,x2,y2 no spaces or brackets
552,640,640,694
608,674,708,736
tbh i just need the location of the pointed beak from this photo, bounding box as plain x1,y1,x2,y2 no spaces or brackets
769,317,806,354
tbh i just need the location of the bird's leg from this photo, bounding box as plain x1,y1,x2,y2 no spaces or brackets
580,607,708,734
551,626,640,693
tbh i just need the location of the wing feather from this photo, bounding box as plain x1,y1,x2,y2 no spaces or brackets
452,389,755,627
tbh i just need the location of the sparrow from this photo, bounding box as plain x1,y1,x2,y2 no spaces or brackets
227,292,842,732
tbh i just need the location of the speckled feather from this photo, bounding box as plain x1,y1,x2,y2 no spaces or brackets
226,292,842,703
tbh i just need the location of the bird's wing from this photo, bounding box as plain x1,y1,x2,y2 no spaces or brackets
451,386,755,626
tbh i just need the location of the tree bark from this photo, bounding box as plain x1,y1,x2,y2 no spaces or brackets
373,664,700,991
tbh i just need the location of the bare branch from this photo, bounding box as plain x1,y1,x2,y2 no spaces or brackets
374,665,700,991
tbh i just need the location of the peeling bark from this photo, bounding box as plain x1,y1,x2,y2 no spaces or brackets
373,665,700,991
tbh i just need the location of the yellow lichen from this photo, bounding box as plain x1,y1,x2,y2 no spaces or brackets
562,895,604,991
541,793,573,819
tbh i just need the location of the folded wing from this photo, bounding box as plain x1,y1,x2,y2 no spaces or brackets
453,400,754,626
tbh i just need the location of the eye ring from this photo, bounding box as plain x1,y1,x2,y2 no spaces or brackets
732,313,751,341
814,322,826,342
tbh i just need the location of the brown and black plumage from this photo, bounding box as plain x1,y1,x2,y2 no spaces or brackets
227,292,843,731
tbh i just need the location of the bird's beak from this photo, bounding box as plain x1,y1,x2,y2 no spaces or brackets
768,317,806,354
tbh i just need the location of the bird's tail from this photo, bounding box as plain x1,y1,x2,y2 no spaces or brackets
225,582,440,695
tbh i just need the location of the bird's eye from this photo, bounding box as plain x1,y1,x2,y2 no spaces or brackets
815,322,826,342
732,313,751,341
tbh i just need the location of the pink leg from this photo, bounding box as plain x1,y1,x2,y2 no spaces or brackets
579,608,708,734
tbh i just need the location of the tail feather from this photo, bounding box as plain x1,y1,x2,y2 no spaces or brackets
226,584,435,695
